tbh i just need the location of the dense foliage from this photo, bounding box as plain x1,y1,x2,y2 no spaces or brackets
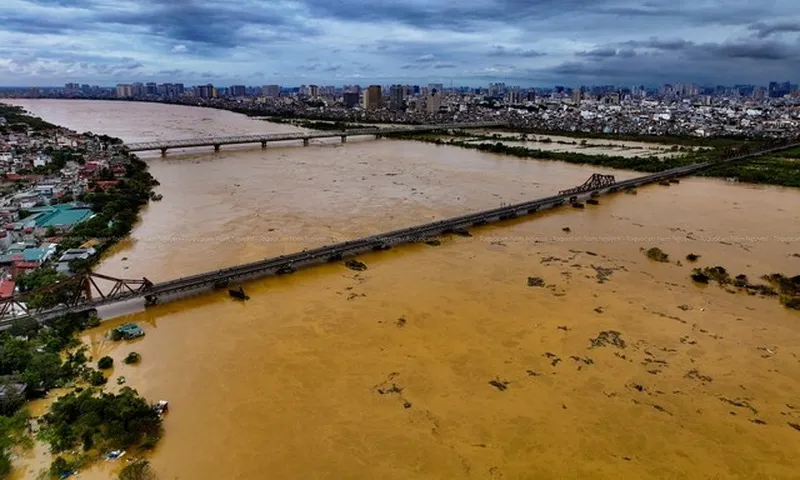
57,154,158,256
0,410,29,476
0,104,57,131
40,387,162,454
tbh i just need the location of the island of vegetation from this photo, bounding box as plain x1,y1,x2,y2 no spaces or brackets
387,131,800,188
0,103,162,478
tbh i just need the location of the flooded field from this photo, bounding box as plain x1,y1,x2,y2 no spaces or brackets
7,100,800,480
471,130,700,159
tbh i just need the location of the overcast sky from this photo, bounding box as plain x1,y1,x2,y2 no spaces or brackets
1,0,799,87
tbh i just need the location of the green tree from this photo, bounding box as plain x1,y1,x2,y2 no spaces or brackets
22,352,63,390
97,356,113,369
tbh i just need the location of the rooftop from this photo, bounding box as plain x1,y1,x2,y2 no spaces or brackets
19,204,93,229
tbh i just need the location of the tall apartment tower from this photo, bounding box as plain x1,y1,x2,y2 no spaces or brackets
571,87,582,104
389,85,405,111
363,85,382,110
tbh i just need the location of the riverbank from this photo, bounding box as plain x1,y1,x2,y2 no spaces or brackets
395,134,800,188
0,103,162,479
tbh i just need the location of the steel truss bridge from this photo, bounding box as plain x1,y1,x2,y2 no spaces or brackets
125,122,506,154
1,140,797,329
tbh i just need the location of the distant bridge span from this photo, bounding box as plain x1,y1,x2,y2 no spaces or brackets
126,122,506,154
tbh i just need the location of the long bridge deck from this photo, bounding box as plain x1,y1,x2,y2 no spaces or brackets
126,122,505,153
1,141,795,329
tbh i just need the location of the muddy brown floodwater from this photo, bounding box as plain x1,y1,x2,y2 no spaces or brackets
8,100,800,480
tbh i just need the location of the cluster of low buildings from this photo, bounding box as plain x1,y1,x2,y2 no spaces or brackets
0,115,130,299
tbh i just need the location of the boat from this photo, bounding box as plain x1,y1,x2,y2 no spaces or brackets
106,450,126,460
155,400,169,416
228,286,249,300
113,323,144,340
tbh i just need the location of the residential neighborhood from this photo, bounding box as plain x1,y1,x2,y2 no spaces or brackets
0,109,136,302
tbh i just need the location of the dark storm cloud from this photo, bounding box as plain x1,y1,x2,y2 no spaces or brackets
489,46,546,58
577,48,618,58
94,0,320,47
4,0,800,85
748,21,800,38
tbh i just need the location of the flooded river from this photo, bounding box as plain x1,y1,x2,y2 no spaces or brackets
7,100,800,479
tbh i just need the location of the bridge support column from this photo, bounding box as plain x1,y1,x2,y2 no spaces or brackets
376,134,383,139
160,147,167,156
303,138,310,146
261,141,267,149
214,144,220,152
340,135,347,144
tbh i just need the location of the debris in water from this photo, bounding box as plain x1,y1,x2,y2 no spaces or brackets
590,331,626,349
527,276,545,287
228,286,249,301
344,259,367,271
489,378,509,391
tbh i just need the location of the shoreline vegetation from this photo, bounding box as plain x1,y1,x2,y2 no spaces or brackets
386,132,800,188
0,104,162,479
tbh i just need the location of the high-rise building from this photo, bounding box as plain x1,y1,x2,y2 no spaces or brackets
262,85,280,98
507,87,521,104
308,85,319,97
363,85,382,110
389,85,405,111
571,87,582,104
426,90,442,113
145,82,158,95
343,92,360,108
197,84,215,99
526,90,537,102
115,84,133,98
230,85,246,97
131,83,145,97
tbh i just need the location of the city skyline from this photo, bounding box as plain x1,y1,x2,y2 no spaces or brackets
1,0,800,86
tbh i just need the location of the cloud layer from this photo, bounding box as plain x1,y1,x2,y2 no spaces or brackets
1,0,799,86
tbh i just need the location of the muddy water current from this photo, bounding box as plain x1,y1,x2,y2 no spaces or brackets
7,100,800,480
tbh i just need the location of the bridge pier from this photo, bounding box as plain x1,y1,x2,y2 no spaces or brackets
376,134,383,139
213,144,220,152
261,141,267,149
160,147,167,156
303,138,310,146
340,135,347,144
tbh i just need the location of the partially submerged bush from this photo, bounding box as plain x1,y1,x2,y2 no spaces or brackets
98,356,114,370
691,266,731,285
88,370,107,386
781,296,800,310
119,460,156,480
527,276,545,287
124,352,141,364
686,253,700,262
645,247,669,262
